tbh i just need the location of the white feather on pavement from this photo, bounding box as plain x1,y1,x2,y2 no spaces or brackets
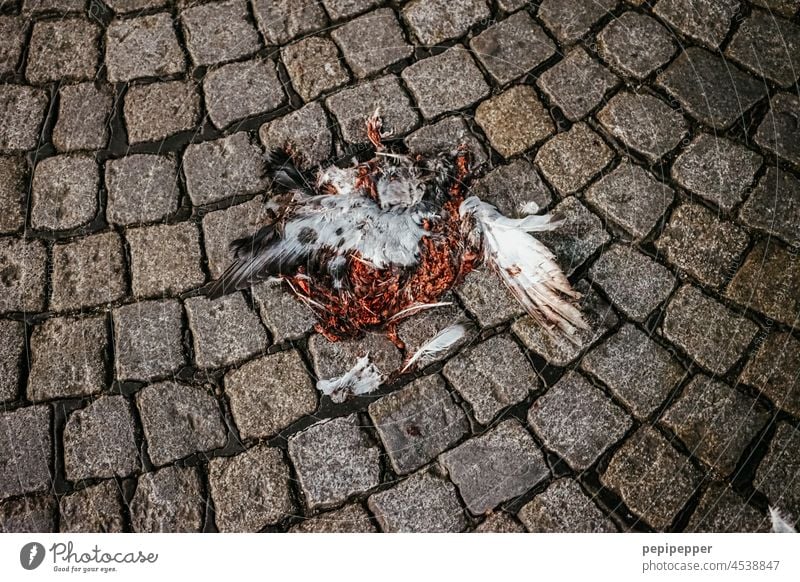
769,507,797,533
401,323,469,373
316,355,385,403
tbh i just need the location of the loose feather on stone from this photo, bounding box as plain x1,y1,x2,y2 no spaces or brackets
316,355,385,403
401,322,470,373
769,507,797,533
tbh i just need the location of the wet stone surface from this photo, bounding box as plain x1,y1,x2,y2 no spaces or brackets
518,479,618,532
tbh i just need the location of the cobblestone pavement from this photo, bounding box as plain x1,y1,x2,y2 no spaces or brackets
0,0,799,533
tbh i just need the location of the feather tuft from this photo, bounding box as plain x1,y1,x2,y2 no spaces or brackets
401,323,470,373
769,507,797,533
317,354,385,403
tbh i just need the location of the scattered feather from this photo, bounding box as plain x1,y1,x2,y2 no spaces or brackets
316,355,385,403
769,507,797,533
401,323,470,373
519,200,540,215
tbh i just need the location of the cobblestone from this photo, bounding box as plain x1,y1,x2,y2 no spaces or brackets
471,159,552,219
0,237,47,313
537,47,618,122
440,419,549,515
443,334,539,425
582,324,685,420
368,469,468,532
663,284,759,375
755,93,800,168
104,0,169,15
538,0,617,44
323,0,381,20
740,167,800,247
23,0,86,14
60,481,125,533
0,85,48,150
0,495,56,533
31,154,98,231
26,18,99,84
396,299,465,364
402,0,489,45
368,374,468,474
597,12,676,79
308,332,401,380
750,0,799,16
470,11,556,85
726,10,800,88
202,197,273,279
686,484,767,533
106,155,179,226
130,466,204,532
259,103,332,170
203,59,286,129
653,0,739,48
671,134,762,212
405,116,488,166
518,479,617,532
740,331,800,417
124,80,200,145
602,426,702,530
0,405,51,499
0,320,24,402
251,0,328,45
474,85,553,158
456,268,524,327
535,123,614,195
27,315,106,401
474,512,525,533
754,422,800,525
0,157,26,233
656,203,750,289
209,444,294,531
402,48,489,120
282,37,349,102
224,350,317,439
0,16,25,76
288,414,381,510
53,83,112,152
105,13,185,83
251,279,316,342
180,0,261,66
332,8,413,79
64,395,139,481
289,503,376,532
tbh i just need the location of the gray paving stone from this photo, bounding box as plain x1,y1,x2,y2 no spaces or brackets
471,159,552,218
0,85,48,151
538,0,617,44
741,332,800,417
51,231,126,312
26,18,99,84
402,47,489,120
53,83,112,152
251,280,316,343
137,381,227,466
185,294,269,369
106,155,179,226
582,324,685,420
656,48,766,130
130,466,203,532
0,495,56,533
754,422,800,525
726,241,800,328
513,280,618,367
308,331,401,380
750,0,799,17
0,157,26,233
64,395,139,481
602,426,702,530
368,469,468,532
181,0,261,66
535,123,614,195
23,0,85,13
686,484,768,533
405,116,488,166
60,480,125,533
209,444,294,531
596,91,688,163
259,102,332,170
726,10,800,88
204,58,286,129
124,80,200,145
470,11,557,85
597,12,676,79
0,405,51,500
740,167,800,248
183,132,267,206
251,0,328,45
537,47,619,122
536,197,610,276
282,36,349,102
332,8,413,79
105,0,169,13
395,297,465,364
653,0,739,48
105,13,185,83
288,414,381,510
443,334,539,425
663,374,770,477
0,237,46,314
0,16,25,76
368,375,468,475
663,284,759,375
113,299,185,382
585,160,674,239
474,512,525,533
289,503,376,532
0,319,24,402
456,268,524,328
127,222,205,298
529,371,632,471
224,350,317,439
672,134,762,212
590,244,675,322
755,93,800,168
27,315,106,402
440,419,549,515
402,0,489,45
323,0,381,20
518,478,617,532
496,0,527,9
326,75,418,143
475,85,553,158
657,203,749,290
31,154,99,231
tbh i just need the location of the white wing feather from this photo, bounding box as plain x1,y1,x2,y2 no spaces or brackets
401,323,469,373
770,507,797,533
